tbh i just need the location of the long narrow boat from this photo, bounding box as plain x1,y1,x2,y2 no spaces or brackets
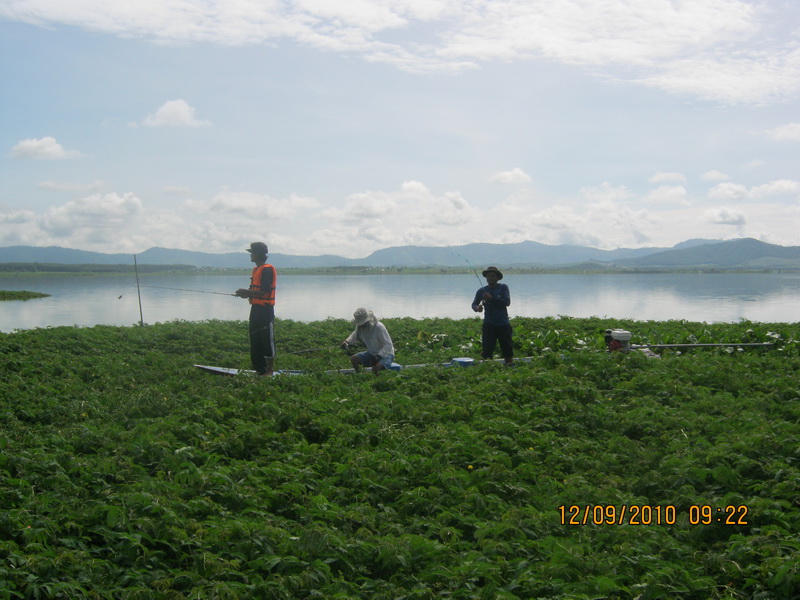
194,365,359,376
632,342,774,349
193,357,529,377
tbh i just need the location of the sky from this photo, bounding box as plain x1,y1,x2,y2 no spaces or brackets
1,0,799,259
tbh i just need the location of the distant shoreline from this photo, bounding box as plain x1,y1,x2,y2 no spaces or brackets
0,263,798,277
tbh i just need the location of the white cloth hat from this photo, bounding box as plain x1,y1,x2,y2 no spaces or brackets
352,307,377,327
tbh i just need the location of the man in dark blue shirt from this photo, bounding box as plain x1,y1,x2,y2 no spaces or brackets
472,266,514,365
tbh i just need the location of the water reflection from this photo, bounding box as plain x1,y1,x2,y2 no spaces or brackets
1,272,798,332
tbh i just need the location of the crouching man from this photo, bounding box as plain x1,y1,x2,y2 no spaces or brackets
341,308,395,375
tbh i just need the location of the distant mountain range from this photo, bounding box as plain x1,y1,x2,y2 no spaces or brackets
1,238,799,270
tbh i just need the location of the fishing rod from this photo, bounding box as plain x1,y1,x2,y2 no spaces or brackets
632,342,774,349
284,345,343,355
141,284,236,297
455,252,486,307
127,281,240,327
457,252,485,288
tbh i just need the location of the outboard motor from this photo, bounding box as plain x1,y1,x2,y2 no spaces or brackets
604,329,632,352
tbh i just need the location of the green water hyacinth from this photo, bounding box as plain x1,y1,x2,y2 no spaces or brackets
0,317,798,599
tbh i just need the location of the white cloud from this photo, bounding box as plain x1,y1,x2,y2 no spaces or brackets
142,100,211,127
750,179,800,200
205,191,319,220
636,50,800,105
2,0,797,105
704,206,746,226
341,190,398,220
702,170,729,181
439,0,756,65
388,181,475,226
310,181,482,254
743,159,766,169
10,136,83,159
292,0,409,31
38,180,106,193
0,208,37,225
528,205,583,232
766,122,800,141
709,179,800,202
708,182,750,201
0,209,41,245
0,190,261,253
41,193,143,239
481,191,659,251
644,185,690,206
648,172,686,184
489,167,532,184
579,182,632,204
4,176,800,257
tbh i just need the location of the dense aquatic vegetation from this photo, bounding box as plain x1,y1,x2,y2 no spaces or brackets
1,316,798,599
0,291,50,301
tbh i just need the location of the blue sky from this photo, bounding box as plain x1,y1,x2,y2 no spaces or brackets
1,0,799,258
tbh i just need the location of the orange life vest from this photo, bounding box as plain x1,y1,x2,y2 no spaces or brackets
249,264,276,306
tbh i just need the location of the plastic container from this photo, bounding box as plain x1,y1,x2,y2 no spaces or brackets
451,357,475,367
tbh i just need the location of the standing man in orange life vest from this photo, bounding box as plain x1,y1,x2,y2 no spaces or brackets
235,242,276,376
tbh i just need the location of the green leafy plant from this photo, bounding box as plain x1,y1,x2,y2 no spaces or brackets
1,317,798,598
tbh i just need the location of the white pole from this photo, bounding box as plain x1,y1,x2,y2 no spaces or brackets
134,255,144,327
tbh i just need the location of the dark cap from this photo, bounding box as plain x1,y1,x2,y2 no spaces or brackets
246,242,269,255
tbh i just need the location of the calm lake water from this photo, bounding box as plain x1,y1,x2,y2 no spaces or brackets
1,272,798,333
